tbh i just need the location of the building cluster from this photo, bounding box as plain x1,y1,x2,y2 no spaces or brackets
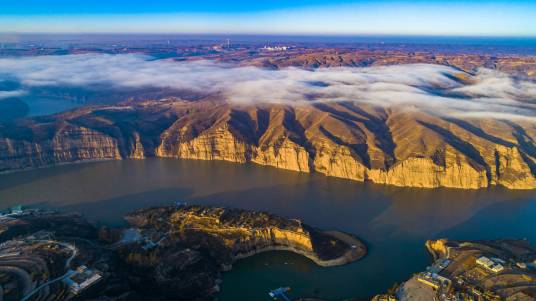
415,256,501,301
262,45,290,51
475,256,505,273
375,241,536,301
0,205,24,217
63,265,102,295
115,227,161,251
0,206,56,221
417,271,451,290
414,252,531,300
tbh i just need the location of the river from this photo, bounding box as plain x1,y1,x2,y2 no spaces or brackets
0,158,535,300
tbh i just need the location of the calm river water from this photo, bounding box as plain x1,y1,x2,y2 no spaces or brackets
0,158,535,300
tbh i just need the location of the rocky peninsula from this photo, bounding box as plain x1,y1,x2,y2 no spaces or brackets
123,205,366,268
0,205,366,301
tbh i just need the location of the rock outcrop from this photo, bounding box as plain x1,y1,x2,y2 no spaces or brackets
117,205,365,300
0,205,364,301
2,98,535,190
124,205,365,268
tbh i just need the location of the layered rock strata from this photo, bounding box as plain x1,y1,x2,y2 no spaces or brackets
124,205,366,268
1,99,535,189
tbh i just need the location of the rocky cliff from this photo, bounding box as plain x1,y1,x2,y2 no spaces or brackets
125,205,365,267
117,205,365,300
1,98,535,189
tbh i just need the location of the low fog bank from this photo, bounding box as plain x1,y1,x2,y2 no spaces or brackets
0,53,534,120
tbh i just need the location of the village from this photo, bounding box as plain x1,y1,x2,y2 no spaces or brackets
0,206,104,300
375,240,536,301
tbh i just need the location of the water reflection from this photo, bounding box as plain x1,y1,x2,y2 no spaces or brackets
369,187,534,239
21,95,81,117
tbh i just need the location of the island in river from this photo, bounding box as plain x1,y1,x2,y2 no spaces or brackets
0,205,365,301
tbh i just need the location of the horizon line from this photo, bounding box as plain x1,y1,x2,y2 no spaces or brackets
2,32,536,39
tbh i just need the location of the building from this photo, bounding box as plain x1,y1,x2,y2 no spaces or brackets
490,264,504,273
262,45,290,51
437,259,451,270
268,287,291,301
416,272,451,290
429,258,451,273
476,256,504,273
63,266,102,295
142,239,157,251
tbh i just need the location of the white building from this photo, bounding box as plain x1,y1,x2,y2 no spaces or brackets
262,45,289,51
476,256,504,273
64,266,103,295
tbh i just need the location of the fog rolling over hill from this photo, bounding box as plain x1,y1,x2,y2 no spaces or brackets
0,54,535,189
3,0,536,299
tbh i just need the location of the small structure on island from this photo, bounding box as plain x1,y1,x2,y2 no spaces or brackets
268,287,291,301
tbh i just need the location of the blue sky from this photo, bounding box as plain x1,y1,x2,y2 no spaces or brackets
1,0,536,36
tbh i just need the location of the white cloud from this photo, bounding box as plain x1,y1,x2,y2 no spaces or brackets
0,89,27,99
0,53,534,120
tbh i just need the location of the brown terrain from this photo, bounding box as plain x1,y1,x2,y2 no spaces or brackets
0,206,365,301
241,49,536,79
117,205,365,300
124,205,365,268
373,239,536,301
0,49,535,190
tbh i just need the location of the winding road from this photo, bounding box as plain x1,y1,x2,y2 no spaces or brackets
20,240,77,301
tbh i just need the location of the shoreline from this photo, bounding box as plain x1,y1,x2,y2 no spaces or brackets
232,230,367,268
1,156,532,191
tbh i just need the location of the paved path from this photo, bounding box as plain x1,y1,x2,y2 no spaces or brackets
20,240,77,301
20,270,75,301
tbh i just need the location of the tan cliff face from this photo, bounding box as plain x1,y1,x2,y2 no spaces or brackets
0,124,123,170
425,239,450,260
165,208,315,256
125,206,362,267
0,99,535,189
